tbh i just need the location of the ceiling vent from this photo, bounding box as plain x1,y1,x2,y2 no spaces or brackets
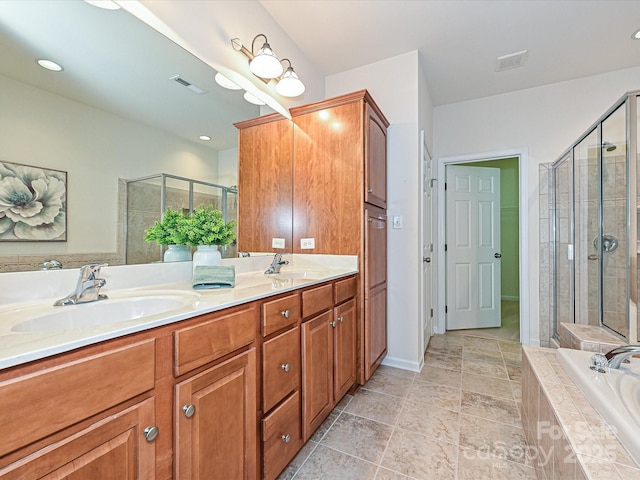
170,75,207,95
495,50,528,72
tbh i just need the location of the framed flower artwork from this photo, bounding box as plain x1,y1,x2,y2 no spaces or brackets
0,161,67,241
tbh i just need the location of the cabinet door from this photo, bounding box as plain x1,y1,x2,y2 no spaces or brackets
301,310,334,441
365,210,387,291
334,299,357,401
365,210,387,380
364,103,387,208
175,348,257,480
366,284,388,380
262,326,300,413
237,116,293,253
0,399,156,480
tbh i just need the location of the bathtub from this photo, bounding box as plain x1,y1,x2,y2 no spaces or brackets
557,347,640,461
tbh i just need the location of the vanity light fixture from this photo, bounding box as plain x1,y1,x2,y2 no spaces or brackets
231,35,306,97
243,91,266,106
37,59,63,72
633,28,640,40
214,72,242,90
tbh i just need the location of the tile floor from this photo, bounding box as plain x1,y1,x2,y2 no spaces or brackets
278,332,536,479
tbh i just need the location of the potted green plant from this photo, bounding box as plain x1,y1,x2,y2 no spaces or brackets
177,205,236,269
144,207,191,262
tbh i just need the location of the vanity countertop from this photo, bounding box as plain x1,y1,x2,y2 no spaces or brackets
0,255,357,370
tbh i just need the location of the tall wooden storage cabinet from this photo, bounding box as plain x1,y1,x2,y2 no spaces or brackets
236,90,388,384
291,90,388,383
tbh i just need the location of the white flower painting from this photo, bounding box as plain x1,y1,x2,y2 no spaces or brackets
0,161,67,241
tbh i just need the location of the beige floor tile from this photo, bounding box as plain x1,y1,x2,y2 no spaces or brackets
415,365,462,388
506,364,522,382
374,467,413,479
498,340,522,354
462,357,509,380
460,391,522,427
462,347,504,364
462,371,513,400
321,413,394,464
310,409,340,443
345,389,405,425
426,337,464,357
423,352,462,372
406,380,462,412
364,369,415,398
334,393,353,411
381,429,457,480
502,350,523,365
397,402,460,445
463,336,501,352
276,440,318,480
293,444,378,480
375,365,416,380
459,413,529,464
457,448,537,480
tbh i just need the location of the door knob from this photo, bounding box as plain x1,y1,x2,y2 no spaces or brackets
494,253,502,258
423,257,431,263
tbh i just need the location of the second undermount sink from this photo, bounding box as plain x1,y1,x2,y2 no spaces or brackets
10,290,200,333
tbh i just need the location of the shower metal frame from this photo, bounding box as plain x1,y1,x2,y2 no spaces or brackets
550,90,639,342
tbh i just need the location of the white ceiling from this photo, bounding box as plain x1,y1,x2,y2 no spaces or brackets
259,0,640,106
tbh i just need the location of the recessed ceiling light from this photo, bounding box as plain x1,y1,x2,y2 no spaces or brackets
37,59,63,72
632,29,640,40
84,0,121,10
214,72,241,90
243,91,266,106
199,135,212,141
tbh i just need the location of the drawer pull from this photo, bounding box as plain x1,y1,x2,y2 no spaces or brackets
329,321,337,328
183,404,196,418
143,426,159,442
338,316,344,323
281,363,290,372
281,309,290,319
281,434,291,444
367,188,373,193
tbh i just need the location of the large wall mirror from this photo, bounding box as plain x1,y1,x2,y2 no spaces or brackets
0,0,292,273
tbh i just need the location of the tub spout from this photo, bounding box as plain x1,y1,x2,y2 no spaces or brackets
604,345,640,369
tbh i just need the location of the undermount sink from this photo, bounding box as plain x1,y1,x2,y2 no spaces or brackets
10,290,200,333
264,269,331,280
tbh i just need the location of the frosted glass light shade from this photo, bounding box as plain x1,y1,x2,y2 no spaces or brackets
249,43,283,78
276,67,305,97
243,91,266,106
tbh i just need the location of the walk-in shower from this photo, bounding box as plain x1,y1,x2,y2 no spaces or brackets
550,91,639,342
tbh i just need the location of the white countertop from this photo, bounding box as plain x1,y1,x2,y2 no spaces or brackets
0,254,358,370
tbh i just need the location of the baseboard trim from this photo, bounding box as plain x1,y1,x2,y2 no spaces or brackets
380,355,422,373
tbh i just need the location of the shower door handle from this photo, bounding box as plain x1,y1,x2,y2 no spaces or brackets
494,253,502,259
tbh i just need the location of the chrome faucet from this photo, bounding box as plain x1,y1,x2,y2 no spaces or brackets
600,345,640,369
54,263,108,306
41,259,63,270
264,253,288,275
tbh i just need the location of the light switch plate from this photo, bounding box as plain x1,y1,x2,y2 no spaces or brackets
300,238,315,249
392,216,403,229
272,238,285,249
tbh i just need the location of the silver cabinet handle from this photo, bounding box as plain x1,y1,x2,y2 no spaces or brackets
281,363,290,372
281,310,290,318
330,321,337,327
281,434,291,443
183,404,196,418
338,316,344,323
367,188,373,193
143,426,159,442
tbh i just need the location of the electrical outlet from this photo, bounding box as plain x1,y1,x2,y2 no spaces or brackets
392,215,403,229
272,238,285,249
300,238,315,249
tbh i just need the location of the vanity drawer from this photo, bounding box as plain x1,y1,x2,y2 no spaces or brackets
334,276,357,304
0,339,155,458
301,283,333,319
262,293,300,337
174,303,258,376
262,326,300,412
262,390,302,480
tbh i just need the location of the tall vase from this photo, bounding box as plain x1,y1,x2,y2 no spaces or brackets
163,244,191,262
192,245,222,273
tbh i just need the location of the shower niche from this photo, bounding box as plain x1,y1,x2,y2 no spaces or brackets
550,91,639,342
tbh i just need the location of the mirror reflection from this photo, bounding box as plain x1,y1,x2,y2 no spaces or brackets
0,0,272,272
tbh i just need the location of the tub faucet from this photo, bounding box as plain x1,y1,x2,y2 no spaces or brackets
265,253,288,275
54,263,108,306
603,345,640,369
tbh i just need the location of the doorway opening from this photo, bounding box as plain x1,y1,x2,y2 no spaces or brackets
436,149,530,345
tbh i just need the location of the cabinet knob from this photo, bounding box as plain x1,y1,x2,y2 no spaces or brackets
281,363,290,372
281,434,291,444
183,404,196,418
338,316,344,323
330,321,337,328
143,426,159,442
367,218,373,222
367,188,373,193
281,309,290,319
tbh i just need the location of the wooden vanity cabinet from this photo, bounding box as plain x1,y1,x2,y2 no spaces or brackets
235,113,293,253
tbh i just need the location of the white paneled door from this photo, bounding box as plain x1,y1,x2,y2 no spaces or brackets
420,132,433,355
445,165,501,330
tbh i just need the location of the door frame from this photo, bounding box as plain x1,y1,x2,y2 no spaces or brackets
418,130,433,360
435,148,530,345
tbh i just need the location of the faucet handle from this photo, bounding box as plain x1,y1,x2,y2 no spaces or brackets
41,259,63,270
79,263,108,280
